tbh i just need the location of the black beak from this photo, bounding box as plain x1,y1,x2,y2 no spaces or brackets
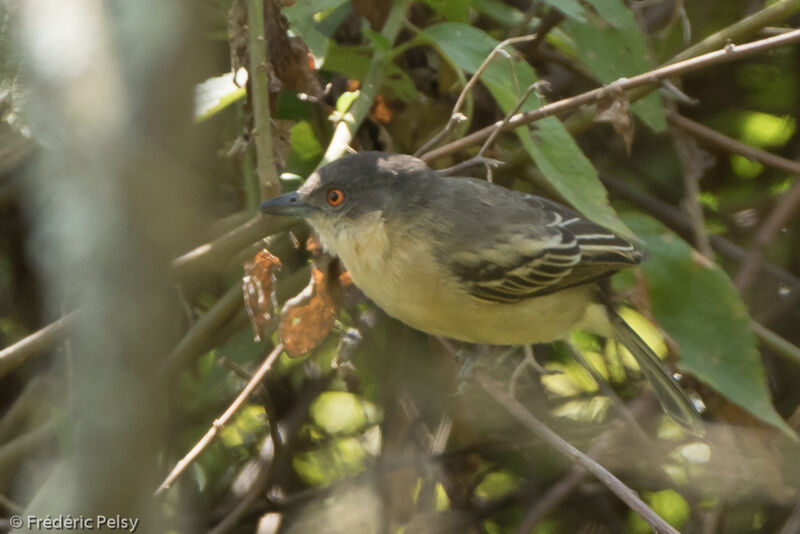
258,192,316,217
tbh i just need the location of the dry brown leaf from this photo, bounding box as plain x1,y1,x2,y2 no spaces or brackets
243,249,283,341
265,0,323,98
371,94,393,124
595,83,634,154
279,263,338,357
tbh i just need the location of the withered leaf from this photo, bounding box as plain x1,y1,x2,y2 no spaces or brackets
280,265,338,357
595,83,634,154
279,241,348,357
371,94,393,124
243,249,282,341
265,0,322,98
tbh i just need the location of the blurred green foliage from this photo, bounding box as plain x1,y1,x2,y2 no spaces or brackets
3,0,800,533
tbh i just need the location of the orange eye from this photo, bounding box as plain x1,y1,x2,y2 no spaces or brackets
327,188,345,206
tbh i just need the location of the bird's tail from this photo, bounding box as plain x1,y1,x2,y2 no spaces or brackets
607,308,705,436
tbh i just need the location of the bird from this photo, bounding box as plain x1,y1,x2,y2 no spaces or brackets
259,151,703,434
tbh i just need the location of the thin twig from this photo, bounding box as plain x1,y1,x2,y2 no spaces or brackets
515,468,586,534
321,0,410,164
420,28,800,163
415,34,539,157
477,81,543,158
598,174,800,366
671,122,714,257
218,355,270,399
751,321,800,366
161,284,245,376
0,492,23,515
670,0,800,64
778,499,800,534
667,112,800,176
155,342,284,495
209,370,335,534
247,0,279,200
600,173,800,293
566,343,652,445
0,376,50,444
734,178,800,291
0,310,79,379
171,215,295,280
667,112,800,290
524,10,564,51
0,418,58,474
476,371,680,534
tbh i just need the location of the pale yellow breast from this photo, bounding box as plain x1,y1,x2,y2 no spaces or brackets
308,212,605,345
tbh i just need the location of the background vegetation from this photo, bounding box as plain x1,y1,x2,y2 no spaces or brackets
1,0,800,533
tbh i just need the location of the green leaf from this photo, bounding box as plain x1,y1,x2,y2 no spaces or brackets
421,22,631,238
541,0,586,22
471,0,526,26
623,214,794,437
363,28,391,52
286,121,323,177
564,0,666,131
422,0,471,23
336,90,360,114
322,42,371,81
283,0,350,63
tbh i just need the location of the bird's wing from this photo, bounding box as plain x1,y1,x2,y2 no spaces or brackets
446,195,643,304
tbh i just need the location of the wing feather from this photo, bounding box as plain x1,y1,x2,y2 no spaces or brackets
447,195,643,303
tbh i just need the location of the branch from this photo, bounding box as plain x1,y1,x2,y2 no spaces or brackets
414,34,538,157
734,177,800,291
598,174,800,366
320,0,410,164
667,112,800,176
778,498,800,534
247,0,279,200
160,284,245,376
751,321,800,366
670,0,800,63
671,122,714,258
476,371,680,534
171,214,294,280
600,173,800,294
666,112,800,290
420,28,800,163
0,376,50,443
0,310,79,379
0,418,58,474
155,342,284,495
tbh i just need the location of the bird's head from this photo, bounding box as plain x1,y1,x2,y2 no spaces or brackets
258,152,434,227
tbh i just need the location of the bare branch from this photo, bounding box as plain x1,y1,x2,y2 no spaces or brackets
247,0,280,200
155,342,284,495
160,284,246,376
751,321,800,366
475,371,680,534
321,0,410,164
667,112,800,290
0,310,79,379
415,34,538,157
421,28,800,163
778,498,800,534
600,173,800,294
667,112,800,177
671,125,714,258
171,215,295,280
